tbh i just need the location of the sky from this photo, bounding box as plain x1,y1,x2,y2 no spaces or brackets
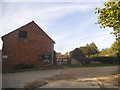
0,0,116,54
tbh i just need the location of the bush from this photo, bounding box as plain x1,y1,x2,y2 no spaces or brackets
15,63,36,70
84,58,91,64
91,56,118,64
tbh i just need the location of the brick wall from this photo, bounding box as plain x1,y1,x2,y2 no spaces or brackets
2,21,55,69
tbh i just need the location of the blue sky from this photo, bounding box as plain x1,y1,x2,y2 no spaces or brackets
0,0,115,54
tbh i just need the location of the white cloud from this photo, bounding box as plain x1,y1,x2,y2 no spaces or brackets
54,30,115,54
1,3,93,34
0,2,115,54
0,2,94,50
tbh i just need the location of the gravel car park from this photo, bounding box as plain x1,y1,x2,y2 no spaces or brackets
2,66,119,88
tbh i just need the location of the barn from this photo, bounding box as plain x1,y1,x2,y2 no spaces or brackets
1,21,55,70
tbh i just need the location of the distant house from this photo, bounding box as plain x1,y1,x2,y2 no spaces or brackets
55,52,62,61
55,52,62,65
1,21,55,69
71,58,82,65
69,48,87,65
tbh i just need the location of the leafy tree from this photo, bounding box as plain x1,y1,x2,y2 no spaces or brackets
63,52,71,64
80,42,99,57
99,40,118,56
80,45,91,57
89,42,99,56
99,48,109,56
95,0,120,54
63,52,69,59
111,40,118,52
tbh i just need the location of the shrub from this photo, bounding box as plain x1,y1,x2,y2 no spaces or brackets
15,63,36,69
91,56,118,64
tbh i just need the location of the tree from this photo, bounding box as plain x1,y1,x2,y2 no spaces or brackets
89,42,99,56
80,42,99,57
80,45,91,57
63,52,71,64
99,40,118,56
99,48,109,56
95,0,120,54
63,52,69,59
111,40,118,52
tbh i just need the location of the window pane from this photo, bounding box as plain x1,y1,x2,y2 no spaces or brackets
19,31,27,38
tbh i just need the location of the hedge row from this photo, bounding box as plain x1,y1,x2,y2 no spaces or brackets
90,56,118,64
15,63,37,70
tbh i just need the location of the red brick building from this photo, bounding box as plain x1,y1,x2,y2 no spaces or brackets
1,21,55,69
55,52,62,61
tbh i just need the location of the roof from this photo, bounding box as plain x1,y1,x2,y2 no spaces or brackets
1,21,55,43
55,52,62,58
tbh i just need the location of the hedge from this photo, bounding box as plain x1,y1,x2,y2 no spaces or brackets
90,56,118,64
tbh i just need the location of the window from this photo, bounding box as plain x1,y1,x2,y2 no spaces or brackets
19,31,27,38
42,52,52,63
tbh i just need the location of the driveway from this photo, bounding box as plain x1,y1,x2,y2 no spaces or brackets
2,66,118,88
2,69,62,88
41,66,119,88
